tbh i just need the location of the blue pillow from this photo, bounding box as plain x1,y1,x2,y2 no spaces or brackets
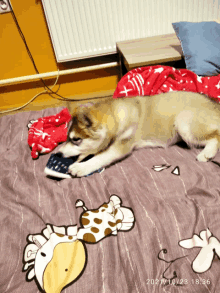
172,21,220,76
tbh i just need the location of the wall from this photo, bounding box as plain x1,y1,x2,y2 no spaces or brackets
0,0,119,111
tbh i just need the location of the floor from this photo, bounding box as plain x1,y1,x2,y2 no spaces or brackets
0,95,113,118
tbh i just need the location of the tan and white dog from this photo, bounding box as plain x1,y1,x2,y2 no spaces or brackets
60,92,220,177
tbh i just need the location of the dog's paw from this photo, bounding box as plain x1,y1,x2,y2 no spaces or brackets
196,152,212,162
68,162,95,177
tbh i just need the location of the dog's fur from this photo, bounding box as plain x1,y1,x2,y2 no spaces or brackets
60,92,220,177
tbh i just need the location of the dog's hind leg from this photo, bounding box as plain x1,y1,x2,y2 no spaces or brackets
175,110,220,162
196,137,220,162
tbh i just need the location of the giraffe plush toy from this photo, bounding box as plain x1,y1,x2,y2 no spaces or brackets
23,195,135,293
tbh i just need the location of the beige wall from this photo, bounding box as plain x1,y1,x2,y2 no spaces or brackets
0,0,119,111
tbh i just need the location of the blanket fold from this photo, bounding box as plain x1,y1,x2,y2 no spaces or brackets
113,65,220,101
27,108,71,159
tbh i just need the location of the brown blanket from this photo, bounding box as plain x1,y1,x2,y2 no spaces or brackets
1,107,220,293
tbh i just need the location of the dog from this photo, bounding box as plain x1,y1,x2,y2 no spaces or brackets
59,92,220,177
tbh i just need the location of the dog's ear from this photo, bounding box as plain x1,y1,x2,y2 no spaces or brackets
76,111,94,128
81,113,93,127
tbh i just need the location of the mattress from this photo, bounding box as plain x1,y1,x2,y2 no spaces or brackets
1,106,220,293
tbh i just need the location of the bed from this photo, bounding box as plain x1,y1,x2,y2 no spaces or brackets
1,21,220,293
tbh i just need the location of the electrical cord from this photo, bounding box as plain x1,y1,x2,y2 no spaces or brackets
0,70,60,114
1,1,112,114
7,0,66,100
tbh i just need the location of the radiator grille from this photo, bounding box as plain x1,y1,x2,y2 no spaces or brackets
42,0,220,63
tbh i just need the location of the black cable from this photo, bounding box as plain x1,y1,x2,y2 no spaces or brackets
8,0,65,99
7,0,111,102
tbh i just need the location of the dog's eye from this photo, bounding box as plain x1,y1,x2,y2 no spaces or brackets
72,137,81,142
71,137,82,146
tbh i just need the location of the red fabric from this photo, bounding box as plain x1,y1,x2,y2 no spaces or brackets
113,65,220,102
28,108,72,159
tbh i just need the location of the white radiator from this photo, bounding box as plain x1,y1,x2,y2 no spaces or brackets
42,0,220,63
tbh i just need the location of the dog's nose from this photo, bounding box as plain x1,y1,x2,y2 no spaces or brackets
58,145,69,157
